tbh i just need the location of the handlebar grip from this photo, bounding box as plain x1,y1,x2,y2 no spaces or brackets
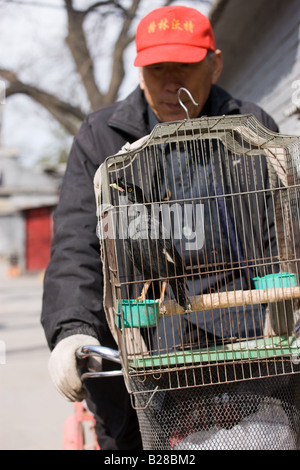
76,344,121,364
81,370,123,380
76,345,123,380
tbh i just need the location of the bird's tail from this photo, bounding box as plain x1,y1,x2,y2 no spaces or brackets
170,279,192,312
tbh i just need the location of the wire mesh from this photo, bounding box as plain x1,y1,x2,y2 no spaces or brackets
95,114,300,393
132,367,300,450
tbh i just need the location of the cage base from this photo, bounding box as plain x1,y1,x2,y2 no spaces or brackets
129,336,300,370
131,367,300,450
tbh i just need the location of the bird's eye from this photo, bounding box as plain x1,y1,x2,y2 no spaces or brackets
128,187,133,192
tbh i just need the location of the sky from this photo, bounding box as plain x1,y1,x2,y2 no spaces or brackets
0,0,213,167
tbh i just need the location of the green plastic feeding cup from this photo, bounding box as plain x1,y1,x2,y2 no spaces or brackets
116,299,160,328
253,272,299,289
252,272,299,337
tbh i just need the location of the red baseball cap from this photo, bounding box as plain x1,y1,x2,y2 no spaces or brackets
134,6,215,67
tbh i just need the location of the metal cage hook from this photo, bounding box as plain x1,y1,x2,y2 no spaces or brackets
177,87,199,120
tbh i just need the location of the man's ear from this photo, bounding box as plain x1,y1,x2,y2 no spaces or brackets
211,49,223,84
139,68,145,90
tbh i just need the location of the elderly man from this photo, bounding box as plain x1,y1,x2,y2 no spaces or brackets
41,5,278,450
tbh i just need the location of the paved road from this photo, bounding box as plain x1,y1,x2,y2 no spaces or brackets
0,262,73,450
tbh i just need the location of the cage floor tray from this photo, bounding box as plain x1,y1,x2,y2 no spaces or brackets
129,336,300,369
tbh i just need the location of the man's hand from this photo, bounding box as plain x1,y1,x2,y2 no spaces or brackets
48,334,101,402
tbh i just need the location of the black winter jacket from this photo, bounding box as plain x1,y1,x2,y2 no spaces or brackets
41,85,278,350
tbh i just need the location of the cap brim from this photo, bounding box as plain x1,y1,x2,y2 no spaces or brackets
134,44,210,67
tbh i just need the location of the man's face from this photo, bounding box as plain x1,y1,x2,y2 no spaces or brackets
139,51,223,123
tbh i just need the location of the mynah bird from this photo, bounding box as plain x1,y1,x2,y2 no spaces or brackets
110,179,192,312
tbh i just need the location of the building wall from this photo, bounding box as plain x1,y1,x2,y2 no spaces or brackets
212,0,300,135
24,207,53,272
0,206,54,272
0,213,25,268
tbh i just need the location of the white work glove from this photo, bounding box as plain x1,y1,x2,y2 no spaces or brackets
48,334,101,402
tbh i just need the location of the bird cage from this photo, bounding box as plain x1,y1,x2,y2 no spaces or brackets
94,114,300,450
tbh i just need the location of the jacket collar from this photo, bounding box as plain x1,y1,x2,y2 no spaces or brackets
108,84,241,139
108,87,150,141
201,85,242,117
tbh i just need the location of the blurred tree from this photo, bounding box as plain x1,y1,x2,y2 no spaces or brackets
0,0,209,136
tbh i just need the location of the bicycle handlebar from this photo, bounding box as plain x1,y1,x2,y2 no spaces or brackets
76,345,123,380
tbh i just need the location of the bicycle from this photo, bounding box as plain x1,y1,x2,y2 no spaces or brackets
62,345,122,451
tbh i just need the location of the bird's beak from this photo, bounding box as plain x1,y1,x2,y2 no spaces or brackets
110,183,124,192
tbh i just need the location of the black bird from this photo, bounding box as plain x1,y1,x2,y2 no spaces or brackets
110,178,191,312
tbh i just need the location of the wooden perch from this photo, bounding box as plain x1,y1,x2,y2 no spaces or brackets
161,287,300,316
